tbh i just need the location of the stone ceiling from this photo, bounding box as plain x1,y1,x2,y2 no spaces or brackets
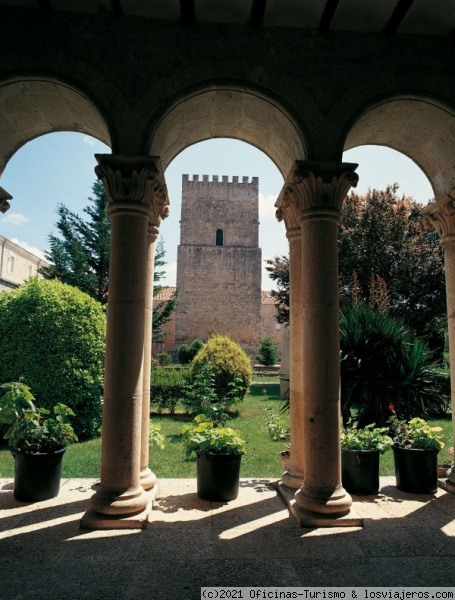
1,0,454,37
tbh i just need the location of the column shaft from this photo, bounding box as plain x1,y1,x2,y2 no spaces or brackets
277,160,358,517
444,241,455,487
422,195,455,492
86,155,169,523
282,230,305,487
140,226,158,491
296,214,345,506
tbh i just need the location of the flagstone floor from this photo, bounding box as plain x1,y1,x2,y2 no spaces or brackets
0,477,454,599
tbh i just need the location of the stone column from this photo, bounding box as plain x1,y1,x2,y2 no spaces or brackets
84,155,168,528
287,161,358,517
140,193,169,491
275,191,304,488
0,187,12,213
422,193,455,494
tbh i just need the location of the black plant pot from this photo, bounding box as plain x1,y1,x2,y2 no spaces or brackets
393,446,439,494
342,449,380,495
13,448,66,502
197,452,242,502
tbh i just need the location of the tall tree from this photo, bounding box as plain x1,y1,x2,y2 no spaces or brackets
40,181,177,339
152,238,178,341
266,186,446,337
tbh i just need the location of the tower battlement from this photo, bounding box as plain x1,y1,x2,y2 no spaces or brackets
182,174,259,191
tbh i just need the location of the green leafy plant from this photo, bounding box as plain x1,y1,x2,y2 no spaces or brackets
154,352,173,366
341,421,393,454
0,381,77,454
148,422,165,450
340,302,448,427
263,407,289,451
183,362,244,418
181,414,246,457
0,278,105,439
178,338,204,364
150,366,191,413
388,415,445,451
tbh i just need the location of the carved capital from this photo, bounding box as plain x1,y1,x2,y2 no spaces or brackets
277,160,358,224
95,154,169,230
275,188,301,239
294,161,358,219
422,191,455,243
0,186,12,214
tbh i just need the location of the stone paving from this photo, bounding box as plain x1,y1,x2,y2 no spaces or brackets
0,477,454,599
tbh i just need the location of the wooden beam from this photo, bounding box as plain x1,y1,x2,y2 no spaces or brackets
384,0,414,35
180,0,195,23
36,0,52,13
250,0,266,28
110,0,124,17
319,0,340,31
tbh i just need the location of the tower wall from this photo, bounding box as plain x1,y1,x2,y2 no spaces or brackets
175,174,262,352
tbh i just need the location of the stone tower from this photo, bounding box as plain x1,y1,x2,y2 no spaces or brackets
175,174,262,351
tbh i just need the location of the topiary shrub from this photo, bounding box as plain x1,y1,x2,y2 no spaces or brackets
191,334,252,404
177,343,191,364
0,278,105,440
256,336,278,366
178,338,204,364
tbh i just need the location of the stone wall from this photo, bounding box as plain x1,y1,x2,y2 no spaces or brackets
175,175,262,352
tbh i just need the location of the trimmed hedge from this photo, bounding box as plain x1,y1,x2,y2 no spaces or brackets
150,366,191,413
192,334,253,403
0,278,106,440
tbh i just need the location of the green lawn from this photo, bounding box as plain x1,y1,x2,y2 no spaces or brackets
0,383,452,479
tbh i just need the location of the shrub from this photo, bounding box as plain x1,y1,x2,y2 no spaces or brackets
150,366,191,413
178,338,204,364
0,278,105,440
256,336,278,366
340,303,449,427
155,352,172,366
192,334,252,403
182,362,242,418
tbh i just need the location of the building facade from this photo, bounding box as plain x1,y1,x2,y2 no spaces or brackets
0,236,47,291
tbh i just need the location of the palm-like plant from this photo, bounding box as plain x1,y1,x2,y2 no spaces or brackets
340,303,448,427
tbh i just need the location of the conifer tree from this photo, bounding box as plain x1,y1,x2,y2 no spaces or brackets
40,181,177,339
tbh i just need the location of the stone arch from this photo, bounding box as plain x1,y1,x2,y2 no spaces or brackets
0,78,112,176
343,96,455,199
147,86,307,178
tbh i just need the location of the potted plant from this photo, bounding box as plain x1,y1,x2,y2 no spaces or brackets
439,446,454,479
341,422,393,495
0,381,77,502
388,415,445,494
181,414,246,501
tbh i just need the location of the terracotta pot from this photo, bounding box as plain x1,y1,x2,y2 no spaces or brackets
280,450,291,473
438,465,452,479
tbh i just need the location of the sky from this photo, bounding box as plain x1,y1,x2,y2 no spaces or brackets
0,133,434,289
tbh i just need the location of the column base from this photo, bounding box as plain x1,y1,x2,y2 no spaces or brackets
439,472,455,495
81,485,158,530
89,484,150,517
294,482,352,515
140,467,157,491
276,481,362,527
281,468,305,489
